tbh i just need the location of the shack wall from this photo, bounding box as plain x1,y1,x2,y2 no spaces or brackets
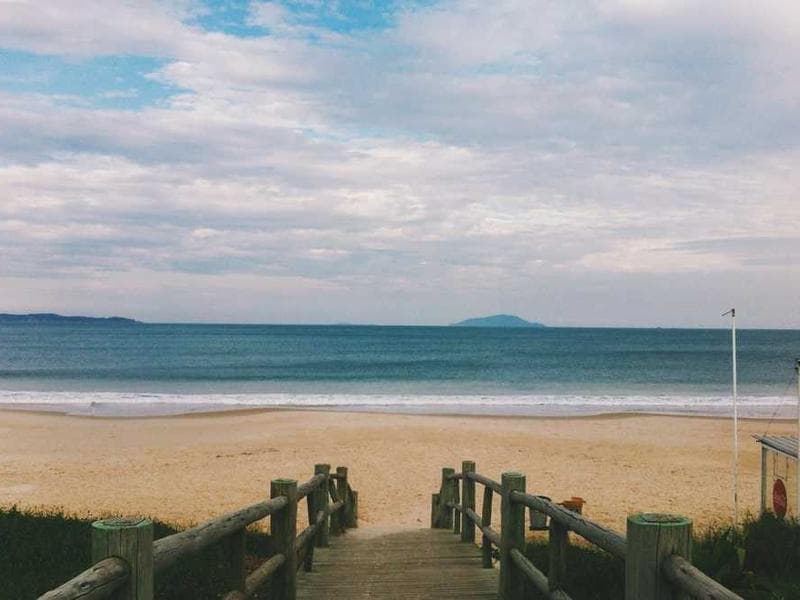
761,447,798,518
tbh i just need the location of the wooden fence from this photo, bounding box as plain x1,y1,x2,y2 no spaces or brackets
432,461,743,600
38,464,357,600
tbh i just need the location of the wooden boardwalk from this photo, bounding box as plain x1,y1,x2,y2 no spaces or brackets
297,528,498,599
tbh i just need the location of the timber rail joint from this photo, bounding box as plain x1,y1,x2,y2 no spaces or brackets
39,463,358,600
432,460,743,600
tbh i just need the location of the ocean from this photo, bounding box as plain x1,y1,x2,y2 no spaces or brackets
0,323,798,418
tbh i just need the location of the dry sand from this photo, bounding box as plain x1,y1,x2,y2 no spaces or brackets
0,409,792,533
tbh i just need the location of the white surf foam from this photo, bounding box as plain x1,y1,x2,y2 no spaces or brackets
0,390,795,418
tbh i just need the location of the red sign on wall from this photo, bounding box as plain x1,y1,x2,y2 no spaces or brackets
773,479,788,518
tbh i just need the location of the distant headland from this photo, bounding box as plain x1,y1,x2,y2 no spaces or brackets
0,313,141,325
450,314,546,328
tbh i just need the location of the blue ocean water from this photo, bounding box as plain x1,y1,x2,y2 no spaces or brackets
0,323,798,417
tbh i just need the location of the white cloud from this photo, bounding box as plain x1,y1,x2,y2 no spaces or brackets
0,0,798,325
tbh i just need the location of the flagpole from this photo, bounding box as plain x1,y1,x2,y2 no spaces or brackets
723,308,738,526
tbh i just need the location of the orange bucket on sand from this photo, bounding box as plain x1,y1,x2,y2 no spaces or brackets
561,497,586,514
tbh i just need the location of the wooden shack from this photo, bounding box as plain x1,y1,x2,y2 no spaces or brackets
755,435,799,518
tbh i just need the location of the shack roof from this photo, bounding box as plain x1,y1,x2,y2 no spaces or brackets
754,435,798,460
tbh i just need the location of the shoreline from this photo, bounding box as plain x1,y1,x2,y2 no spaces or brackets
0,402,795,423
0,408,792,533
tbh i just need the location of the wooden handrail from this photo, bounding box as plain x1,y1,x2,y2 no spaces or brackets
510,548,573,600
295,500,344,562
38,464,357,600
222,554,286,600
662,555,744,600
466,472,502,494
153,496,288,573
509,491,627,559
297,473,327,500
38,557,129,600
463,506,500,546
432,462,743,600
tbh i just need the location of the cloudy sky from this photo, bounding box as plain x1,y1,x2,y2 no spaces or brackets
0,0,798,327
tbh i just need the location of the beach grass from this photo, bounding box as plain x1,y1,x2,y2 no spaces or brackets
0,506,272,600
4,506,800,599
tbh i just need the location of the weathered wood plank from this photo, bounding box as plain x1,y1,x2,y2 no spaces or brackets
296,529,497,600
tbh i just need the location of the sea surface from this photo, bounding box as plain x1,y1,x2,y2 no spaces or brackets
0,323,798,417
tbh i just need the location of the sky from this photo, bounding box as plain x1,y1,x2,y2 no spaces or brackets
0,0,798,327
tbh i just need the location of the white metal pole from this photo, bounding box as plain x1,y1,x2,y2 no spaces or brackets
731,308,738,526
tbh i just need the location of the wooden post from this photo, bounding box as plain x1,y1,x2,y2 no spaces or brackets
329,477,342,535
461,461,476,543
625,513,692,600
439,468,455,529
431,493,440,528
349,489,358,528
336,466,350,532
481,486,494,568
271,478,298,600
760,446,767,515
91,517,153,600
548,519,568,593
452,472,461,535
499,472,526,600
223,529,247,592
314,464,331,547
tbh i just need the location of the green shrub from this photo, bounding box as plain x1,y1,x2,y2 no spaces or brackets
0,506,272,600
524,535,624,599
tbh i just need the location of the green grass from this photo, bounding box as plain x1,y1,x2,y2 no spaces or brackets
0,506,273,600
523,512,800,600
5,507,800,599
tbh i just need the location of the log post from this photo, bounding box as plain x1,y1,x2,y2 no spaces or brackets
625,513,692,600
271,479,298,600
329,477,342,536
349,489,358,528
314,464,331,548
91,517,153,600
336,466,350,532
461,461,476,543
499,472,526,600
452,471,461,535
439,468,455,529
223,529,247,593
431,493,440,528
481,486,494,568
548,519,568,593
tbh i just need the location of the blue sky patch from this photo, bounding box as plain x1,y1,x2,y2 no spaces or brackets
0,51,181,110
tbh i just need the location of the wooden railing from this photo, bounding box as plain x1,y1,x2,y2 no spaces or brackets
39,463,357,600
431,461,743,600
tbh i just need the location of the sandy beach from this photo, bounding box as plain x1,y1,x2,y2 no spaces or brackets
0,409,792,533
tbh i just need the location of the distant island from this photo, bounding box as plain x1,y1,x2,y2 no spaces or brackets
0,313,140,325
450,314,546,328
